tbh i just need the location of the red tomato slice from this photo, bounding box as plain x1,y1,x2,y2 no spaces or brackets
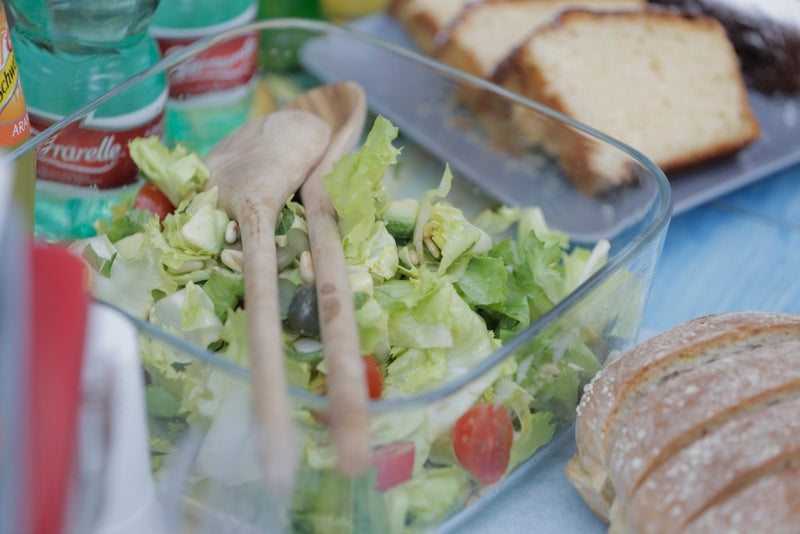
452,403,514,485
363,355,383,401
372,441,415,491
134,181,174,221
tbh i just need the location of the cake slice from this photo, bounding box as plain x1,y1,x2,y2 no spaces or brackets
648,0,800,94
388,0,473,52
495,8,760,193
434,0,646,79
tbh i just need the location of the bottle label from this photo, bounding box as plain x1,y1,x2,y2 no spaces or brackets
158,32,259,99
0,10,31,146
152,4,259,102
30,90,167,189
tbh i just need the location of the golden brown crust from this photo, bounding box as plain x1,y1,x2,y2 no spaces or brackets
570,312,800,520
683,466,800,534
609,341,800,502
388,0,475,54
622,396,800,533
492,7,760,194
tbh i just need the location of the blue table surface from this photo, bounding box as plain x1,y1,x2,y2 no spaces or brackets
448,160,800,533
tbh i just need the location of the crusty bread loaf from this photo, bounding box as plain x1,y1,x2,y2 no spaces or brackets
683,466,800,534
609,341,800,501
619,397,800,533
494,8,760,194
434,0,646,79
388,0,474,52
568,311,800,522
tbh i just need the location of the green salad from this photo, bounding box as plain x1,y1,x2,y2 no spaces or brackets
72,116,615,533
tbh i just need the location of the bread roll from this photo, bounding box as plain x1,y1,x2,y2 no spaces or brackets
609,340,800,501
619,396,800,533
568,311,800,522
683,466,800,534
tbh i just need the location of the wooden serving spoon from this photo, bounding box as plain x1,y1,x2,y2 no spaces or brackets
205,109,332,498
285,82,370,476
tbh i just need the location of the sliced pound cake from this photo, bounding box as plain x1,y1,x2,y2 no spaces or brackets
495,8,760,193
388,0,474,52
434,0,646,79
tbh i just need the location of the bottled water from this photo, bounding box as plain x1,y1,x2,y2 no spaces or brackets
150,0,259,156
8,0,167,241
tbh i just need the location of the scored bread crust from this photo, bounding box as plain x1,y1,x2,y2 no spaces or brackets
618,396,800,533
609,340,800,505
683,466,800,534
568,311,800,521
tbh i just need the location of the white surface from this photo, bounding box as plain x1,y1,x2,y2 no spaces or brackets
70,305,167,534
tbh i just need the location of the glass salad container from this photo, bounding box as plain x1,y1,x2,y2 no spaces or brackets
11,18,672,534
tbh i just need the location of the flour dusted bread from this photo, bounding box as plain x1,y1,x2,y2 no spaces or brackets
568,311,800,533
388,0,473,52
495,8,760,193
683,466,800,534
433,0,646,79
619,397,800,533
608,341,800,503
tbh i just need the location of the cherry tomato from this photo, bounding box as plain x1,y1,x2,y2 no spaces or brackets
363,355,383,401
372,441,415,491
134,182,174,221
452,403,513,485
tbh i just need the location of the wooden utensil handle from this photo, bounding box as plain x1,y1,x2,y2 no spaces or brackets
239,209,297,495
304,188,371,475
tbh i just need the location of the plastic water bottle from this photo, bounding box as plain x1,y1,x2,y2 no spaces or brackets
8,0,168,242
0,3,35,229
258,0,323,73
150,0,260,156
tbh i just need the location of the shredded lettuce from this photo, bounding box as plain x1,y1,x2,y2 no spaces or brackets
129,136,210,206
76,117,628,533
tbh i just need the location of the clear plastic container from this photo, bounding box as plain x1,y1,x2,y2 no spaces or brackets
10,18,672,533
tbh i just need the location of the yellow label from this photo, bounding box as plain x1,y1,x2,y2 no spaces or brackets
0,9,30,146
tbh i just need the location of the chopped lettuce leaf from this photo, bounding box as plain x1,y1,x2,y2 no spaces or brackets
325,116,401,280
384,467,471,534
455,255,508,307
201,269,244,322
129,136,210,206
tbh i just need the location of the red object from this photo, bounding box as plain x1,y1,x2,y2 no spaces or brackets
134,181,175,221
372,441,415,492
452,403,514,485
30,111,165,189
28,243,89,534
155,31,259,98
363,355,383,401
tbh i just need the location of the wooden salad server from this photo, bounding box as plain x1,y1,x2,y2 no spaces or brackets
205,109,331,499
285,82,371,476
